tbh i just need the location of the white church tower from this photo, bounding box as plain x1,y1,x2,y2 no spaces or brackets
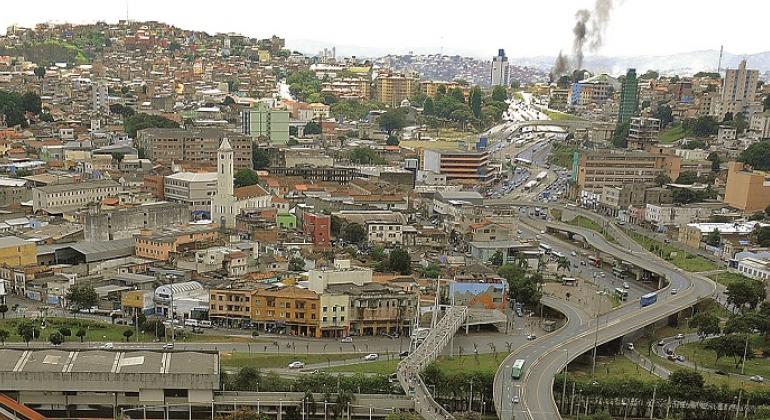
211,138,236,229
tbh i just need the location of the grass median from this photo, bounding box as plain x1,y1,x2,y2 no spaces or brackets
624,229,718,272
222,353,364,370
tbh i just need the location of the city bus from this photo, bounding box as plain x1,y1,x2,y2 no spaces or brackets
640,292,658,307
539,243,552,254
514,157,532,166
612,266,626,278
511,359,526,379
614,287,629,301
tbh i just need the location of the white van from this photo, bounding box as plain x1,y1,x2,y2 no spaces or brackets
184,319,199,327
199,320,212,328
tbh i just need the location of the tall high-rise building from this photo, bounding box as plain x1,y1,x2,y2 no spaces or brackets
490,49,510,87
91,80,108,114
718,59,759,118
617,68,639,125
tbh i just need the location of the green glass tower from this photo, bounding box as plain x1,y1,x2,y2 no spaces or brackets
617,68,639,125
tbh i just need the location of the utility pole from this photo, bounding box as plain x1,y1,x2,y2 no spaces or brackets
741,333,749,375
561,349,569,411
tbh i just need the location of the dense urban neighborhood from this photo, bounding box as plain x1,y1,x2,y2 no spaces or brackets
0,9,769,420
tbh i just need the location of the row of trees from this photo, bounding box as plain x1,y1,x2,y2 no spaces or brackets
418,85,507,130
555,369,770,419
224,367,394,395
124,112,179,138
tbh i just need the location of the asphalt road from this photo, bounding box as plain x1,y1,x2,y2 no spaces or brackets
493,212,717,420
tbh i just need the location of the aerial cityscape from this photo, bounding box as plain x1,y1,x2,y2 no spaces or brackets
1,1,770,420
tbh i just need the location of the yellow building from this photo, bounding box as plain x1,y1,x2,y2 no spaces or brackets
0,236,36,267
374,71,418,107
209,288,253,327
251,286,320,337
258,50,271,63
724,161,770,214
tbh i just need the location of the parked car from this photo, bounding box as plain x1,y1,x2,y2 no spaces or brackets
162,343,174,350
671,288,678,295
657,340,665,346
626,343,634,351
341,336,353,343
512,395,520,404
676,355,686,362
750,375,764,383
623,282,630,289
288,361,305,369
364,353,379,361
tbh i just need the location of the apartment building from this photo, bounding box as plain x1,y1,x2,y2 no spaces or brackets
627,117,661,150
242,102,290,145
617,68,640,124
340,282,416,336
423,149,497,186
32,180,122,213
321,78,371,100
302,212,331,247
644,203,722,229
209,288,254,327
367,220,404,245
717,59,759,118
134,226,219,261
82,202,190,241
420,80,461,98
374,71,418,107
164,172,217,215
575,149,681,194
251,286,320,337
598,184,672,217
568,74,618,107
749,112,770,139
724,161,770,214
490,49,510,87
135,128,253,169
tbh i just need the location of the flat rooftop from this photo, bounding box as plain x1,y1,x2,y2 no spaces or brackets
0,348,218,375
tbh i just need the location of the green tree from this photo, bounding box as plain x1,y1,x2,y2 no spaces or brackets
725,277,766,312
111,152,125,163
419,263,441,279
705,228,721,246
764,95,770,111
49,332,63,346
690,116,719,137
348,147,386,165
34,66,46,79
758,226,770,247
378,109,406,134
20,91,42,114
341,223,366,244
123,329,134,342
58,327,71,339
287,70,321,102
124,113,179,138
76,328,87,342
423,97,435,114
488,250,504,266
252,147,270,169
491,86,507,102
386,134,400,146
707,152,721,172
17,323,38,345
469,86,482,119
689,312,720,339
388,248,411,274
556,256,571,272
668,369,704,390
222,96,235,106
304,121,322,135
0,304,7,319
738,141,770,171
652,104,673,128
289,257,305,272
66,285,98,311
612,121,630,148
234,169,259,187
109,103,135,117
675,171,699,184
0,329,8,345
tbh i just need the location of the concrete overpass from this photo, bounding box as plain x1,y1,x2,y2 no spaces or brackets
492,211,717,420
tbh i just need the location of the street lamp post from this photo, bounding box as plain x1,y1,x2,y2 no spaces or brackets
561,349,569,411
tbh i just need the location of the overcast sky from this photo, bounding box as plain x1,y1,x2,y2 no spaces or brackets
2,0,767,58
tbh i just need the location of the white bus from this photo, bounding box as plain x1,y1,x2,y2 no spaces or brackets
536,170,548,181
539,243,552,254
523,180,539,191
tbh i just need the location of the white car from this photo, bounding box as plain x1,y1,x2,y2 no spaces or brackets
512,395,520,404
750,375,764,383
364,353,379,361
101,343,114,349
571,251,577,256
288,361,305,369
675,333,685,339
671,288,678,295
162,343,174,350
341,336,353,343
626,343,634,351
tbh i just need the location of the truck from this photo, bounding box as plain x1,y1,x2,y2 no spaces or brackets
640,292,658,307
